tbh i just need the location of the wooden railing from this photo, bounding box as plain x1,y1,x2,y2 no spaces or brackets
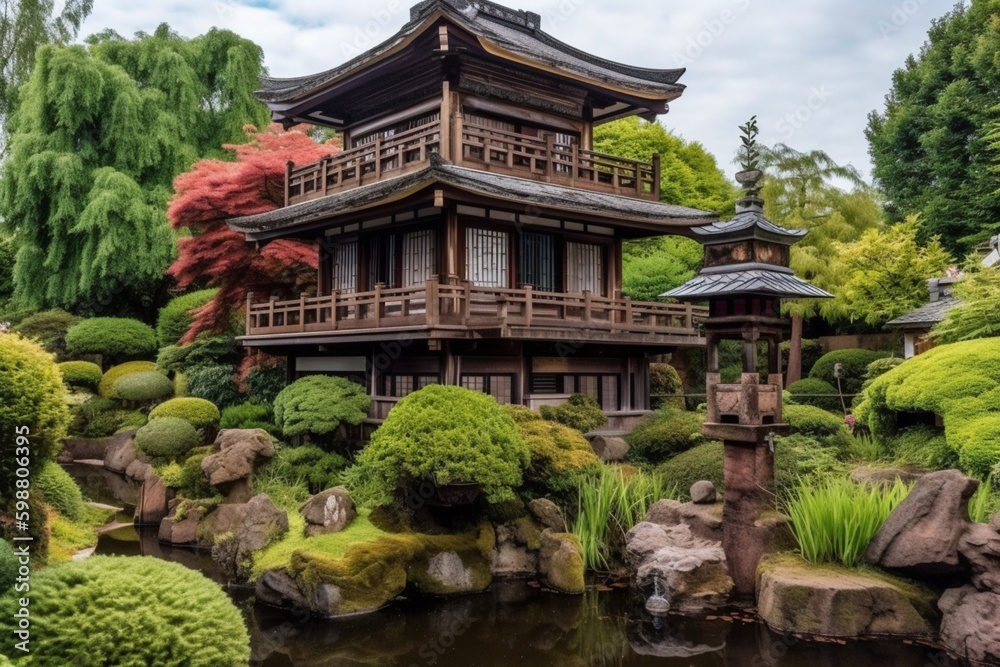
284,120,661,205
245,280,706,340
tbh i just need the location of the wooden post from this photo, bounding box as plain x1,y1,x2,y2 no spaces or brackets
268,296,277,330
441,81,451,162
545,134,555,177
426,277,440,326
570,142,579,186
462,281,471,324
453,100,464,165
299,294,307,332
651,154,661,200
330,290,339,330
284,162,293,207
373,283,383,328
624,296,633,328
583,290,592,323
374,136,382,180
524,285,533,325
245,291,254,334
684,302,694,330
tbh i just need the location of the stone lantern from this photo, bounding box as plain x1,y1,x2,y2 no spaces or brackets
662,117,831,596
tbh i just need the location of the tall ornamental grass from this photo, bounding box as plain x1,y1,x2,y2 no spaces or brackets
573,468,677,570
786,477,911,567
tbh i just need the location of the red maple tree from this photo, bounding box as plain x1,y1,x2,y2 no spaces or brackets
167,124,338,342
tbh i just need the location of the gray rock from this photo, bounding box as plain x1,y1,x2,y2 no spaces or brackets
939,586,1000,665
990,512,1000,534
426,552,474,590
758,558,937,637
158,513,199,545
690,481,717,505
256,570,309,610
301,487,355,537
492,524,538,576
134,474,169,526
528,498,567,533
863,469,978,577
646,499,682,526
851,466,925,487
201,429,275,502
587,434,629,462
103,430,139,473
211,493,288,581
538,529,584,594
959,523,1000,593
645,498,724,542
124,457,152,483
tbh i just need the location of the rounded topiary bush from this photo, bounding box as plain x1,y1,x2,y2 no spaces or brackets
134,417,200,459
626,408,706,465
784,404,852,450
65,317,157,361
113,371,175,403
808,349,891,396
650,363,685,409
36,461,84,520
273,375,370,440
12,309,81,359
156,289,219,347
786,378,842,413
0,556,250,666
0,334,71,505
539,393,607,433
357,385,530,504
510,406,601,502
98,361,159,398
149,397,221,430
58,361,103,390
658,441,724,495
0,540,16,593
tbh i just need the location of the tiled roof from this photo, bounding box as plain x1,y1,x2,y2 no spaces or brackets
886,297,960,329
662,267,833,300
687,210,809,244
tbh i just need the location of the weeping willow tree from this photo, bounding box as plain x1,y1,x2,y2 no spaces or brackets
0,24,269,317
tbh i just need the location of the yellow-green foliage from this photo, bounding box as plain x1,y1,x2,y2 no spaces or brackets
98,361,158,398
134,417,200,459
156,289,219,347
58,361,103,389
539,393,607,433
12,310,81,359
47,505,115,564
252,512,386,579
511,407,601,503
149,397,220,430
625,408,705,464
65,317,158,359
855,338,1000,477
783,404,852,450
0,334,70,505
0,556,250,666
358,385,529,504
36,461,84,520
113,371,175,402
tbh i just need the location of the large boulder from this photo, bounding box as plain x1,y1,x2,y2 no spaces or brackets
538,530,585,594
959,523,1000,593
134,473,169,526
587,434,629,462
491,521,539,576
301,487,355,537
201,429,275,503
103,430,140,473
409,549,492,595
528,498,567,533
757,556,937,638
646,498,723,542
626,522,733,611
863,469,978,577
938,586,1000,665
211,494,288,581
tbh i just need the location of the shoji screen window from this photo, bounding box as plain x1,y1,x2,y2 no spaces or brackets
566,241,604,295
331,241,358,293
466,228,509,288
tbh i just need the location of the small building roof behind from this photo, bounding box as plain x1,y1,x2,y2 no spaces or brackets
886,296,960,330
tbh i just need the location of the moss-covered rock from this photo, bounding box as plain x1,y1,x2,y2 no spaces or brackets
538,530,585,594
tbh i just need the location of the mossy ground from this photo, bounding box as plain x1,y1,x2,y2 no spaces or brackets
48,504,116,563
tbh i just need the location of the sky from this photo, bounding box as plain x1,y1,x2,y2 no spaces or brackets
77,0,958,182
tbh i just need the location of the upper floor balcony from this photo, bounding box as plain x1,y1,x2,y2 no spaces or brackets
284,119,661,207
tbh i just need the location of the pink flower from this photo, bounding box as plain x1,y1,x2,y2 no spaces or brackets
844,414,856,428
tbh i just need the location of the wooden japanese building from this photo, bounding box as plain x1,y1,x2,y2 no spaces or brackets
228,0,718,428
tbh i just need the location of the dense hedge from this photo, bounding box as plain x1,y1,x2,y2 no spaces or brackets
855,339,1000,478
134,417,200,459
149,398,220,430
185,364,240,408
784,404,852,451
808,349,891,396
157,336,242,373
539,393,607,433
626,408,705,465
97,361,159,398
36,461,84,520
271,445,347,494
113,371,175,403
0,335,70,505
273,376,370,440
156,289,219,347
220,402,278,436
78,397,146,438
357,385,530,504
244,359,287,404
650,363,685,409
888,426,958,470
12,309,81,359
58,361,103,390
65,318,158,360
509,406,601,502
785,378,842,413
0,556,250,666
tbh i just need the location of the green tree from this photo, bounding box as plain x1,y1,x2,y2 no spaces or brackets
621,235,702,301
931,267,1000,343
835,218,953,326
866,0,1000,253
0,0,93,156
0,25,269,317
758,144,884,380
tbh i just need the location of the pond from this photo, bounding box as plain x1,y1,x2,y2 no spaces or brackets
69,463,958,667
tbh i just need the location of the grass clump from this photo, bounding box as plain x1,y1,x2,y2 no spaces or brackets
785,477,911,567
786,378,842,413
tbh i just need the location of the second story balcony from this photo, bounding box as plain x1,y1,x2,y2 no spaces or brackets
284,119,661,207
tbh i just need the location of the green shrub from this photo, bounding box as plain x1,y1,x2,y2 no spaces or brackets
271,445,347,494
98,361,159,398
149,397,221,430
12,309,81,358
955,414,1000,479
511,407,602,502
539,393,607,433
273,376,370,440
650,363,684,409
0,556,250,666
220,402,278,436
865,357,905,383
185,364,241,408
245,360,287,405
157,336,242,374
79,399,145,438
658,441,724,496
65,318,157,361
0,335,70,505
36,462,85,520
158,447,215,499
156,289,219,347
625,408,705,465
134,417,200,459
0,540,15,592
58,361,103,390
809,349,891,395
786,477,911,566
786,378,842,413
784,404,852,450
357,385,529,504
113,371,175,403
889,426,959,470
